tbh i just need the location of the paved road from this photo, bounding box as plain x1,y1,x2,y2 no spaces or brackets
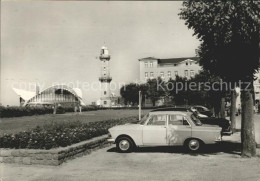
1,134,260,181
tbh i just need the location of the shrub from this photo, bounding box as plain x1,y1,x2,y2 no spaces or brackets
56,106,66,114
0,116,138,149
0,104,158,118
0,106,53,118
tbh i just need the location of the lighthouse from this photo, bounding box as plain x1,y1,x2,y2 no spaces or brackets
99,46,112,107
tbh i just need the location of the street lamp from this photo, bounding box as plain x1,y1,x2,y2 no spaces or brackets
139,91,142,121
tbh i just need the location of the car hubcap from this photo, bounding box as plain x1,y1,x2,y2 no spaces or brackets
189,140,199,151
119,140,130,151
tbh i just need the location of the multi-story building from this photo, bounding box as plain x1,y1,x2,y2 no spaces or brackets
139,57,201,82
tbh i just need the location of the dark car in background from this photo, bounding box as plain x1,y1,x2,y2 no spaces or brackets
190,106,213,117
189,106,232,135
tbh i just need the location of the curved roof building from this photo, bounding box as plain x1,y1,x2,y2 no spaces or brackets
13,84,85,107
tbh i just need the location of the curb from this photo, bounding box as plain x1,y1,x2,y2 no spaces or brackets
0,134,110,166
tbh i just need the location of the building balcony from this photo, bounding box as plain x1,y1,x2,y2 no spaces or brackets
99,77,112,82
99,55,110,60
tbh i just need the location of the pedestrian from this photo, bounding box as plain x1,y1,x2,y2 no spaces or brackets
79,105,82,113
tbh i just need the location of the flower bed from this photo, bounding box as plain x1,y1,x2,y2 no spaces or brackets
0,117,137,150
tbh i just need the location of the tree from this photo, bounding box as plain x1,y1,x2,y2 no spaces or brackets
167,71,226,116
139,83,149,106
180,0,259,157
146,78,167,106
192,71,226,118
120,78,168,107
120,83,141,105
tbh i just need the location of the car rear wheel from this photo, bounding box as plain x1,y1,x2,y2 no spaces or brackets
185,139,201,152
116,137,134,153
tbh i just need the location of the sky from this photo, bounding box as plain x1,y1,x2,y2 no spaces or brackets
1,1,200,106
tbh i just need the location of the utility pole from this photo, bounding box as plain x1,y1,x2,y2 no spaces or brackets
139,91,142,121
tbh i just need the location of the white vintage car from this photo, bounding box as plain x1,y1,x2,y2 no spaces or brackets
108,109,222,152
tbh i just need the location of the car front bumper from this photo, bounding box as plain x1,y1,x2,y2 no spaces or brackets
107,138,115,143
222,130,233,136
215,134,222,142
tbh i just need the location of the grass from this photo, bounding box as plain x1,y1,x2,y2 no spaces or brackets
0,109,151,135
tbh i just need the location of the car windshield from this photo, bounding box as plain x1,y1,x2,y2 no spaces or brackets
139,114,149,125
191,114,203,126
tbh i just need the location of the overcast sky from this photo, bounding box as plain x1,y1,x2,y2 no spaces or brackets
1,1,200,106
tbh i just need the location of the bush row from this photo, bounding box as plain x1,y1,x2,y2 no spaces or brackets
0,106,100,118
0,105,160,118
0,117,138,149
0,106,54,118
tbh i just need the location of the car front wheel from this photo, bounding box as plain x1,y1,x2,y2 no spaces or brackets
116,137,134,153
185,139,201,152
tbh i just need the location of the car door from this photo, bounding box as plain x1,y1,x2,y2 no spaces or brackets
167,114,192,146
142,114,167,146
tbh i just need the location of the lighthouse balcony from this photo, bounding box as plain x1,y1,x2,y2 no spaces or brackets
99,55,111,60
99,77,112,82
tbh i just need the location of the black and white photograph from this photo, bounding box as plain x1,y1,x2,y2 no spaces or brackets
0,1,259,181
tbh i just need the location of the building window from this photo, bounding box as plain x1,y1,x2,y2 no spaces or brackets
104,91,107,95
103,67,106,71
145,62,148,67
186,61,188,66
145,72,148,78
160,72,164,78
174,64,177,66
150,62,153,67
150,72,154,78
190,70,195,77
185,70,188,77
175,71,178,76
104,101,107,105
168,71,171,78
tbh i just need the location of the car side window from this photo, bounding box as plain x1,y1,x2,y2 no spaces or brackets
147,115,167,126
196,107,203,112
169,115,189,126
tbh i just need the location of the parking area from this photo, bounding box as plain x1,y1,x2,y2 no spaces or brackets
1,132,260,181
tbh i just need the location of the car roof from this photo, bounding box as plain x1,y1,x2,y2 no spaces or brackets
150,107,190,112
192,105,206,108
149,107,193,116
149,111,192,116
